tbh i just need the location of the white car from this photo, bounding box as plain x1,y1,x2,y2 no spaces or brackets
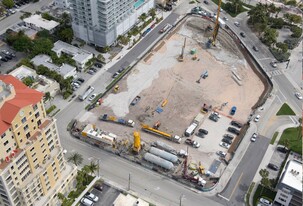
88,93,97,101
85,192,99,202
270,61,277,68
219,142,230,149
259,197,272,206
250,133,257,142
216,151,227,157
223,17,228,21
234,22,240,27
254,115,260,122
295,92,302,100
212,112,221,118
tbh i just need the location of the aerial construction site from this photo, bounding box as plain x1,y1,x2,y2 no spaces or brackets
72,15,267,189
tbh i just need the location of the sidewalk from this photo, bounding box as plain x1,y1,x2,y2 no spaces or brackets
248,123,297,206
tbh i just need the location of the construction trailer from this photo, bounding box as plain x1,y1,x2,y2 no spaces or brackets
141,124,181,143
81,124,116,146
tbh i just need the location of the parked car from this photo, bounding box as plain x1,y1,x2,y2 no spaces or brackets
81,197,94,206
216,151,227,157
223,17,228,21
185,138,200,148
112,72,119,78
91,67,98,72
223,134,234,140
219,142,230,149
77,78,85,83
130,96,141,106
250,133,257,142
270,61,277,68
295,92,302,100
204,0,209,4
230,106,237,115
85,192,99,202
231,120,242,128
196,132,205,138
87,69,95,75
228,127,240,135
94,62,102,68
222,138,232,144
198,129,208,135
234,22,240,27
267,163,279,171
277,146,289,154
240,32,246,38
118,67,125,73
254,115,260,122
88,93,97,101
0,56,8,62
94,184,103,191
209,113,218,122
259,197,272,206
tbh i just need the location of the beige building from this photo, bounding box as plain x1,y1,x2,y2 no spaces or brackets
0,75,77,206
9,65,60,98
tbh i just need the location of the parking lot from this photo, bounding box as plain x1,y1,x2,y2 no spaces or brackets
0,43,25,74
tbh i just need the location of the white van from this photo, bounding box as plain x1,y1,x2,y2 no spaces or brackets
81,197,94,206
185,123,198,137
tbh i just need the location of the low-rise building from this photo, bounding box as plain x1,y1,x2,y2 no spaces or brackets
273,153,302,206
52,40,94,70
31,55,77,79
9,65,60,97
23,14,59,33
113,193,149,206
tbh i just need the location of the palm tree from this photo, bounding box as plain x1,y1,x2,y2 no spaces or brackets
87,161,99,176
259,169,270,194
57,192,66,203
67,152,83,166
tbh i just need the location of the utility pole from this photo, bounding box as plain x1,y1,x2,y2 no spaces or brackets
128,173,131,190
97,159,100,177
179,194,184,206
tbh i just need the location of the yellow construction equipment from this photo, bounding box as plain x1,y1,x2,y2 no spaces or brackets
212,0,222,46
177,38,186,62
161,99,168,107
114,85,119,93
133,131,141,153
141,124,181,143
198,162,205,174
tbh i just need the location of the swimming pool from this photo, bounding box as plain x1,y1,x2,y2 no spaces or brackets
134,0,145,9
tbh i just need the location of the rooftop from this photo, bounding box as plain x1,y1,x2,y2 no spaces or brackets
281,160,302,192
23,14,59,31
0,75,43,134
52,40,93,63
113,193,149,206
9,65,37,80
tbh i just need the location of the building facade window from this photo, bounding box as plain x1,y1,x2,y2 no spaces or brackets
21,117,27,124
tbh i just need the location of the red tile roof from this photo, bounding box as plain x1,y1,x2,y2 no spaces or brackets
0,75,44,134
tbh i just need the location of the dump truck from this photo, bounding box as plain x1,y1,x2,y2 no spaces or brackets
100,114,135,127
141,124,181,143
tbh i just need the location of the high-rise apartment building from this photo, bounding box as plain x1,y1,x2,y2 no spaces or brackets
70,0,154,47
0,75,77,206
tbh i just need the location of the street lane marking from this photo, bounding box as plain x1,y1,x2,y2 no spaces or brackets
218,194,229,201
229,172,243,200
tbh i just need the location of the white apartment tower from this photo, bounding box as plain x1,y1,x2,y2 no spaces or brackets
0,75,77,206
70,0,155,47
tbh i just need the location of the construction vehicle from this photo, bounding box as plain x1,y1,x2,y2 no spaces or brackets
153,121,161,129
141,124,181,143
130,96,141,106
201,103,212,114
133,131,141,153
206,0,222,47
114,85,119,93
100,114,135,127
81,124,116,146
177,38,186,62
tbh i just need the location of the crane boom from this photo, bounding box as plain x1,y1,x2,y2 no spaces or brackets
212,0,222,45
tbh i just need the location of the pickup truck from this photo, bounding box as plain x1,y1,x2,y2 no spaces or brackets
185,139,200,148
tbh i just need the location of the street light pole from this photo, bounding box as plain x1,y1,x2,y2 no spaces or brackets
97,159,100,177
179,194,184,206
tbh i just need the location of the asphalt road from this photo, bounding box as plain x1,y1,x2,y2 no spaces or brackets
211,135,271,206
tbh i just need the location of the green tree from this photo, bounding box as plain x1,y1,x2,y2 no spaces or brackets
57,27,74,43
148,8,156,18
60,12,71,26
16,58,34,69
262,27,278,46
248,3,268,25
259,169,270,194
284,13,302,24
268,3,276,17
285,0,297,6
87,161,99,176
57,192,66,204
32,38,54,55
22,76,35,87
139,13,147,21
36,29,52,39
2,0,14,8
290,25,302,38
275,7,282,18
12,35,32,52
276,42,288,53
41,12,56,21
255,23,267,36
270,18,285,29
67,152,83,166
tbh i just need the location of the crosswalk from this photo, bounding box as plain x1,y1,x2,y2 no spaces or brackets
269,70,283,77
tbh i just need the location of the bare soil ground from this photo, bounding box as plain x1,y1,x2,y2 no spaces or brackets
80,16,265,173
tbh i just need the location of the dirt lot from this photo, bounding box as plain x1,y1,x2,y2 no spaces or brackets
80,16,265,173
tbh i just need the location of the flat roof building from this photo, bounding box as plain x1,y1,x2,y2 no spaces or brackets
31,55,77,79
274,153,302,206
23,14,59,33
52,40,93,70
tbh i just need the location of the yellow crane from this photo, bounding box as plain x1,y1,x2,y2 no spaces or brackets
211,0,222,46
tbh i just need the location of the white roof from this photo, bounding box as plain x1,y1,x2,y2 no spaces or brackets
23,14,59,31
9,65,36,80
281,160,302,192
52,40,93,63
113,194,148,206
